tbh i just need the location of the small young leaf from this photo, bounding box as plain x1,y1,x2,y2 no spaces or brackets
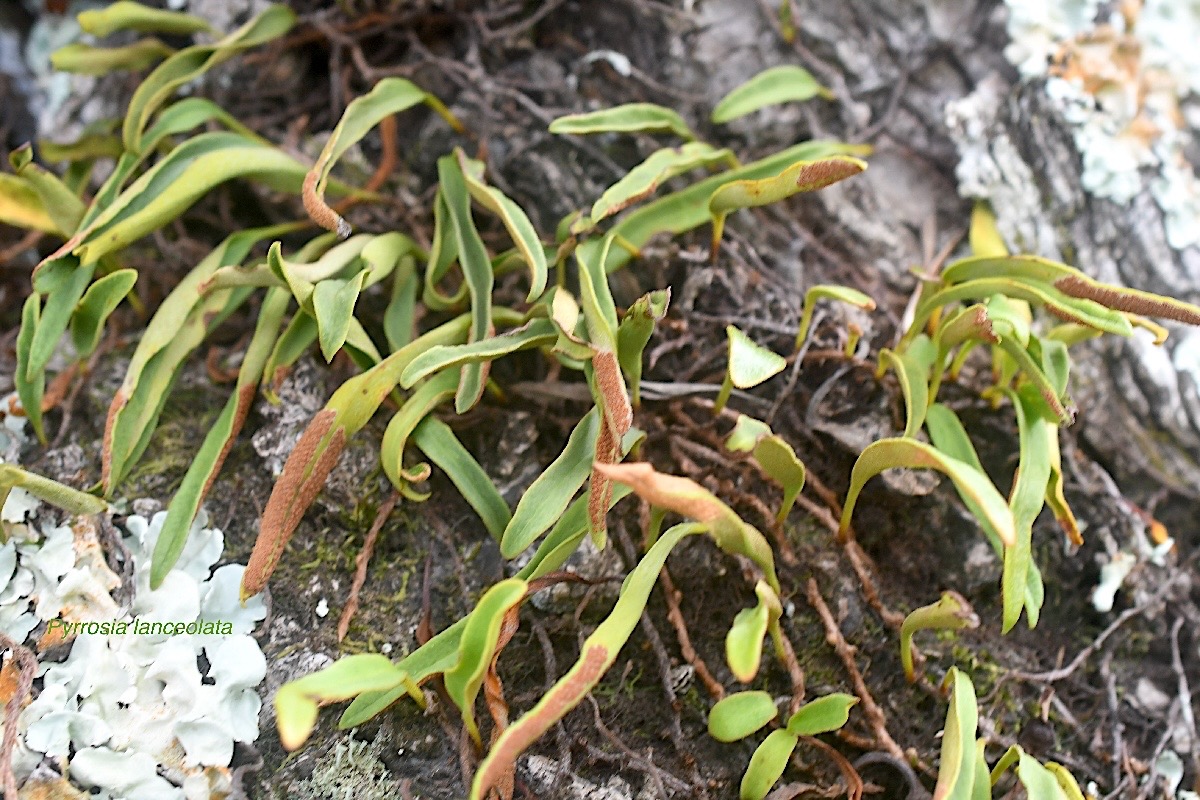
14,295,44,443
709,156,866,258
51,40,175,75
70,269,138,357
708,691,779,742
312,273,368,361
444,578,527,745
616,289,670,407
785,693,858,736
740,729,799,800
548,103,695,140
877,335,937,438
1016,751,1070,800
716,326,786,413
839,438,1016,548
711,65,832,123
899,591,978,682
725,415,806,524
932,668,978,800
1044,763,1086,800
725,581,780,683
794,284,876,351
399,319,559,389
967,200,1008,258
77,1,213,37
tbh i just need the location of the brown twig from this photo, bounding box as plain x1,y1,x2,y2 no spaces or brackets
0,633,36,799
338,491,400,641
805,579,905,760
807,735,865,800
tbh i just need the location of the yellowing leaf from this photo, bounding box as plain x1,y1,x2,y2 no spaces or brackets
77,2,213,37
548,103,695,140
51,39,174,75
591,143,734,222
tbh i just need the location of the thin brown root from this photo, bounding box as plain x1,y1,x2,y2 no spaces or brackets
337,491,400,641
805,578,905,761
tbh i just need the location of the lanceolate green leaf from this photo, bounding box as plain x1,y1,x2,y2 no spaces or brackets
709,156,866,257
923,404,1007,556
70,269,138,357
399,319,559,389
122,4,295,152
276,654,414,751
1002,384,1056,632
711,65,832,123
413,417,512,541
785,693,858,736
150,287,289,588
78,1,213,37
548,103,695,140
839,438,1016,548
444,578,527,745
455,149,547,301
501,408,601,558
580,140,871,273
437,154,495,412
24,264,95,433
51,39,174,75
708,691,778,742
14,296,44,442
470,523,706,800
877,335,936,438
304,78,458,236
591,143,734,222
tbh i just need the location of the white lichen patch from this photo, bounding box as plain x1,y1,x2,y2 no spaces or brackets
952,0,1200,250
2,463,268,800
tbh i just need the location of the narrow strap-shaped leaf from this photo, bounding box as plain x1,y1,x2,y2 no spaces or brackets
932,668,979,800
941,254,1074,287
709,156,866,258
443,578,527,744
305,78,457,236
26,262,95,395
437,155,495,412
276,654,410,751
11,148,85,235
51,39,175,74
501,408,601,558
591,143,734,222
122,4,295,152
877,335,936,438
70,268,138,357
0,465,107,518
400,318,558,389
549,103,695,140
413,417,512,541
384,254,420,352
14,295,45,442
455,149,547,301
150,287,289,589
839,438,1016,548
470,523,705,799
0,173,58,233
1002,384,1055,632
579,139,871,274
78,2,213,36
711,65,832,123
